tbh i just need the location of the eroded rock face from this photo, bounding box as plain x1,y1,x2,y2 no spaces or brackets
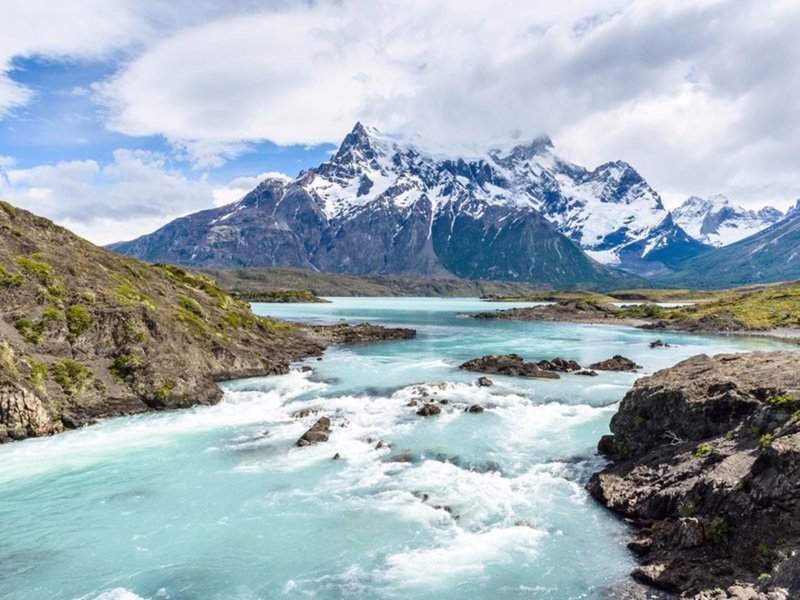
588,351,800,599
0,384,61,441
459,354,560,379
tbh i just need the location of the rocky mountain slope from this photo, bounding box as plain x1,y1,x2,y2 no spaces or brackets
0,202,410,443
672,195,783,247
589,352,800,599
110,123,702,284
665,210,800,288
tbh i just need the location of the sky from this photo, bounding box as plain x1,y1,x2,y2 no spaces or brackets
0,0,798,245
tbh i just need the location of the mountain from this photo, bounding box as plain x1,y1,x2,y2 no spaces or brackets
672,194,784,247
110,123,701,285
665,208,800,288
0,201,326,442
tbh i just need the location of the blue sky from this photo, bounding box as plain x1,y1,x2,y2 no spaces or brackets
1,0,798,244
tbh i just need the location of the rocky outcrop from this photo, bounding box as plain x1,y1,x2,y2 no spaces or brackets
473,300,637,324
459,354,560,379
588,352,800,598
296,416,332,446
302,322,416,344
416,403,442,416
588,355,641,372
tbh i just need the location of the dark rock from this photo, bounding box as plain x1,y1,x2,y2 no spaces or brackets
575,369,598,376
466,404,485,413
332,452,341,460
588,351,800,598
296,416,331,446
438,399,449,405
477,376,493,387
375,440,389,449
649,339,671,349
588,355,642,372
390,452,413,463
297,365,313,372
416,403,442,417
406,399,418,407
536,357,582,372
459,354,560,379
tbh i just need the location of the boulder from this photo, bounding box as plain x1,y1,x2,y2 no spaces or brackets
477,376,493,387
466,404,485,413
296,416,331,446
588,355,642,372
416,403,442,416
459,354,560,379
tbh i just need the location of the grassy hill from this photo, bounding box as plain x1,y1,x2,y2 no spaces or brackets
0,202,323,443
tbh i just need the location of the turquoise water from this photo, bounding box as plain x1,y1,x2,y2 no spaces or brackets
0,298,791,600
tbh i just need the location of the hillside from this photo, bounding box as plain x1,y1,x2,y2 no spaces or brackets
0,202,407,443
665,211,800,288
199,267,585,297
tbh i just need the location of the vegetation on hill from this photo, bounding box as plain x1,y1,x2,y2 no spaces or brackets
230,289,329,303
0,202,324,443
618,280,800,330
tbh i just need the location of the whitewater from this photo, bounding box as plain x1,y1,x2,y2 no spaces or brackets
0,298,789,599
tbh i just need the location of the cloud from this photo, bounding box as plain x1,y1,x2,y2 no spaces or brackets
0,149,232,244
95,0,800,208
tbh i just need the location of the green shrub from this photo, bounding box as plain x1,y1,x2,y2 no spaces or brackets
710,516,730,543
756,543,770,556
177,294,203,316
15,256,53,284
154,380,174,403
123,319,147,343
50,359,92,393
115,283,155,309
757,573,770,584
758,434,773,449
22,307,62,344
26,358,47,393
677,502,695,518
0,264,24,287
693,443,712,459
109,354,142,380
65,305,93,338
767,393,796,409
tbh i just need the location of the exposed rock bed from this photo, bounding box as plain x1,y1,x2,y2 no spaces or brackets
588,351,800,599
473,300,644,325
459,353,639,379
301,322,416,344
459,354,560,379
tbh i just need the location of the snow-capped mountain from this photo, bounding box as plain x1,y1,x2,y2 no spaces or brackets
110,123,704,284
672,195,784,247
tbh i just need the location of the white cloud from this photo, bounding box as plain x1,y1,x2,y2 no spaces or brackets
0,149,261,245
95,0,800,208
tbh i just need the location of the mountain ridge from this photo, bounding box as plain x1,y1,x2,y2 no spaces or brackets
111,123,664,289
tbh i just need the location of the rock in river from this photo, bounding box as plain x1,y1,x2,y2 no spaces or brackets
588,355,641,372
296,416,332,446
459,354,560,379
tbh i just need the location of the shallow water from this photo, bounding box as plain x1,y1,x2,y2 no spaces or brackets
0,297,791,600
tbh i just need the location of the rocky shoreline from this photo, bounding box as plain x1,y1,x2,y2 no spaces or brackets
589,351,800,599
472,300,800,342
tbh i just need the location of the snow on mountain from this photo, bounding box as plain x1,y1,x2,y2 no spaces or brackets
298,123,703,275
110,123,705,281
672,195,784,247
